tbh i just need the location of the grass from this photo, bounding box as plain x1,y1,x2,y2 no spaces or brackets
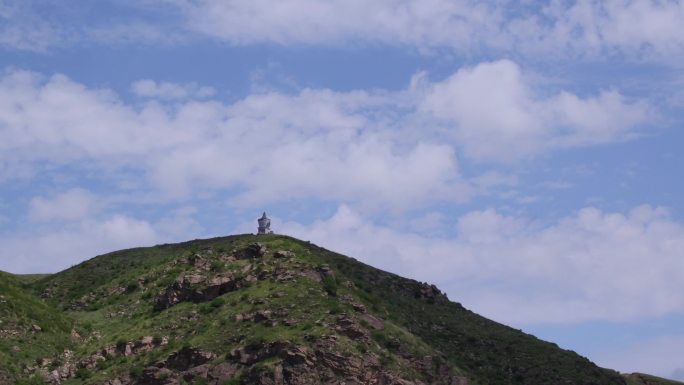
0,271,73,380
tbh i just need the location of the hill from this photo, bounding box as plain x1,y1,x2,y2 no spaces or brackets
2,234,682,385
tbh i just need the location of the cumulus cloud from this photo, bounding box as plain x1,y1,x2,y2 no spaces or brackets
418,60,652,161
0,69,469,210
0,63,652,209
131,80,215,100
0,201,206,274
282,204,684,325
0,215,160,274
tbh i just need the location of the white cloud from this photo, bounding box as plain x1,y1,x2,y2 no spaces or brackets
2,1,682,63
0,1,67,51
282,204,684,325
0,202,206,274
29,188,98,222
132,80,215,100
178,0,684,61
418,60,652,161
0,64,652,209
0,215,160,274
0,68,467,211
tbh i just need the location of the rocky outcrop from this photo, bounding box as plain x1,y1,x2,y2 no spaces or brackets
415,283,448,304
335,316,368,340
223,338,466,385
165,347,216,370
154,272,237,310
29,336,168,385
134,347,237,385
233,242,267,259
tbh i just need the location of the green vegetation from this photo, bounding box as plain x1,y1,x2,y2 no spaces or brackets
1,234,680,385
0,271,72,381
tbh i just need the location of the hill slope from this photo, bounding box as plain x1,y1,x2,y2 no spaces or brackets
3,234,680,385
0,271,72,384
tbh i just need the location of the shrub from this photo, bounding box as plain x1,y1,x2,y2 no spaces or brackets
322,276,338,297
129,366,144,378
75,368,91,379
125,283,138,293
210,297,226,308
328,304,342,315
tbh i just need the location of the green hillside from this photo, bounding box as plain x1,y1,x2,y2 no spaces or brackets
2,234,681,385
0,271,72,384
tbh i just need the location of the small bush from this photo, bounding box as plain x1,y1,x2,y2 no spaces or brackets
211,297,226,308
199,304,214,314
125,283,138,293
328,303,342,315
129,366,144,378
322,276,338,297
75,368,91,379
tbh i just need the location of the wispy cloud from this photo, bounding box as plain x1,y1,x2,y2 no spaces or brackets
132,79,215,100
178,0,684,61
2,1,683,64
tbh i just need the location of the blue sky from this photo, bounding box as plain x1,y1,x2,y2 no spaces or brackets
1,0,683,380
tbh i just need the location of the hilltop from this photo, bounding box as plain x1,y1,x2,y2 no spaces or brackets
1,234,681,385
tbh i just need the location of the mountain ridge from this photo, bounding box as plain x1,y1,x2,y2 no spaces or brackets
0,234,680,385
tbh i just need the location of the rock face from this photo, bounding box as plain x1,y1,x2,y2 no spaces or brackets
154,272,237,310
234,242,267,260
153,243,270,310
28,336,169,384
415,283,448,304
223,338,467,385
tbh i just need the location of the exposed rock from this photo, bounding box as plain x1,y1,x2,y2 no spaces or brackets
235,309,274,324
415,283,448,304
228,341,289,365
273,250,293,259
139,367,178,385
165,347,217,371
187,253,211,271
154,272,237,310
70,329,81,342
299,268,322,282
335,316,368,340
272,266,295,282
318,264,334,278
207,362,239,383
234,242,267,259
